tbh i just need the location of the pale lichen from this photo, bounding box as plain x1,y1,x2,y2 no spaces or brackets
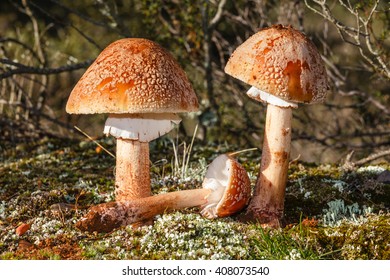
321,199,373,227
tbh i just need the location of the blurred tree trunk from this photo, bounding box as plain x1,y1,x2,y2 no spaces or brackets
201,0,226,125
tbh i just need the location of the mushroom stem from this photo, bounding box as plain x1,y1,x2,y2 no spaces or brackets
76,188,211,233
115,139,151,200
247,103,292,227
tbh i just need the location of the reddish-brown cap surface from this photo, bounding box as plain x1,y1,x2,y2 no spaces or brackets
225,25,328,104
216,155,251,217
66,38,198,114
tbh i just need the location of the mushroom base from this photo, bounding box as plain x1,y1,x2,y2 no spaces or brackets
239,207,284,228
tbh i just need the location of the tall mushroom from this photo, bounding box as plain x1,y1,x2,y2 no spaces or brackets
225,25,328,227
66,38,198,201
76,154,251,233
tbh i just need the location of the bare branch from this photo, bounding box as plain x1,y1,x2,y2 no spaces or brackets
0,58,93,80
304,0,390,79
209,0,227,29
29,0,102,50
355,150,390,166
342,149,390,170
0,38,41,62
157,12,180,35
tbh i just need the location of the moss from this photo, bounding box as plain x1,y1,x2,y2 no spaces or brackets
283,162,390,224
1,252,19,260
316,214,390,260
135,213,248,260
0,137,389,260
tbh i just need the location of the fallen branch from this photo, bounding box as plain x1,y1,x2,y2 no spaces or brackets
0,59,93,80
342,149,390,171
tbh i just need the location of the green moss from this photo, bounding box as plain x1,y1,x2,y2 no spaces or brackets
1,252,18,260
36,249,62,260
82,243,109,259
316,214,390,260
283,162,390,224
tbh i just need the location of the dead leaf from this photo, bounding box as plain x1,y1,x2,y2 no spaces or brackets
301,217,318,227
16,223,30,236
18,240,34,250
95,146,102,153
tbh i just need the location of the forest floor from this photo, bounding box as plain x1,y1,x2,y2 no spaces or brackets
1,136,389,260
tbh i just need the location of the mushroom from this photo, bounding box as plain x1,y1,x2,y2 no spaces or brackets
66,38,198,201
225,25,328,227
76,154,251,233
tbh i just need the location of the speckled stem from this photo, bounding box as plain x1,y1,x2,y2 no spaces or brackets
247,103,292,227
115,139,151,201
76,188,211,233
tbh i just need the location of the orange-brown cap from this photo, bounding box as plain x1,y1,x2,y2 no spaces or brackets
225,25,328,104
216,155,251,217
201,154,251,218
66,38,198,114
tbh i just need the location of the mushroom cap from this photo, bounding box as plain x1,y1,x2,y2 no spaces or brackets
66,38,199,114
225,24,328,104
201,154,251,218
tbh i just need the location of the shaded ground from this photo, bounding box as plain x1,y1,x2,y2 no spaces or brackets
0,137,389,259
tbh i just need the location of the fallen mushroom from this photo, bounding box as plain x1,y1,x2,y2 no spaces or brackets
76,154,251,233
66,38,198,201
225,25,328,227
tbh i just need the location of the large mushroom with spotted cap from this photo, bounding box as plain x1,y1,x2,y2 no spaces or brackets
76,154,251,233
66,38,198,202
225,25,328,227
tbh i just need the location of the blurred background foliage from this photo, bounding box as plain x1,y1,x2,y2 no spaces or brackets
0,0,389,164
